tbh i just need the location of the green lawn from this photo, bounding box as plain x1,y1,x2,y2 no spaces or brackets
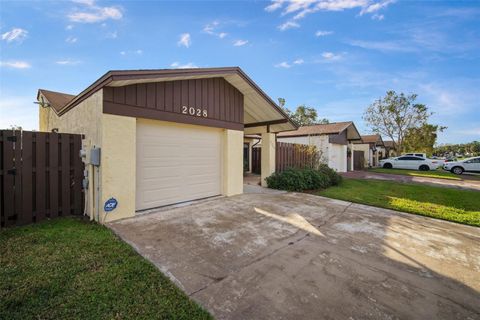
369,167,469,180
318,179,480,227
0,218,212,320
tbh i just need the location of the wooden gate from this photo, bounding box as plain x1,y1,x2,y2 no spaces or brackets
1,130,84,227
354,150,365,170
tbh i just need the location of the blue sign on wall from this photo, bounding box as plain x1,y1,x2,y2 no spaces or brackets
104,198,118,212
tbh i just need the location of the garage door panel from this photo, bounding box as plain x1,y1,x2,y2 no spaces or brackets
136,120,222,211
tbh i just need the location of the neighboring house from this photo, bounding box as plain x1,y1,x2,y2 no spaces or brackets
384,140,398,158
276,122,362,172
354,134,385,167
37,67,297,223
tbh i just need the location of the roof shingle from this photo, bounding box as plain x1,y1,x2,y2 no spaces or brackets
38,89,76,113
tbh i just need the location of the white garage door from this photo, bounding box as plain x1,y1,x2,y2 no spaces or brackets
136,119,222,211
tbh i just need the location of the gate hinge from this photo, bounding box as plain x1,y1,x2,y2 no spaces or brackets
7,169,16,175
6,136,17,142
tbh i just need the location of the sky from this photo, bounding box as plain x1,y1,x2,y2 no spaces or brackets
1,0,479,144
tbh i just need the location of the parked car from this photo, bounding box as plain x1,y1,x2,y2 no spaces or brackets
443,157,480,175
404,153,427,158
379,156,441,171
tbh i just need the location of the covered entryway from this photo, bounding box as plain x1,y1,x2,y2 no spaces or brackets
136,119,222,211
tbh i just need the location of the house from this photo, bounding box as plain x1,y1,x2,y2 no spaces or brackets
37,67,297,223
276,122,362,172
384,140,398,158
354,134,385,167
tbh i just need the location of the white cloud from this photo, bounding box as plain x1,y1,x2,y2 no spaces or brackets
275,61,291,68
360,0,395,15
233,39,248,46
371,13,384,20
56,59,81,65
106,31,118,39
267,0,396,23
293,58,304,64
278,21,300,31
178,33,191,47
265,0,285,12
321,51,342,61
170,62,198,69
72,0,95,5
203,21,228,39
1,28,28,43
0,60,31,69
65,36,78,43
119,49,142,56
315,30,333,37
66,25,74,30
348,39,415,52
68,1,123,23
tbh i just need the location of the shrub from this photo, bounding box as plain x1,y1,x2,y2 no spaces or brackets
317,164,342,186
265,166,342,191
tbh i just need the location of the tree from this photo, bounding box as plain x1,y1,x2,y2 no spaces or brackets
292,105,319,126
363,91,431,152
278,98,329,126
402,124,446,155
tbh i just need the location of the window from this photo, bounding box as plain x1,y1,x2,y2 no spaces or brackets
398,156,422,161
465,158,480,164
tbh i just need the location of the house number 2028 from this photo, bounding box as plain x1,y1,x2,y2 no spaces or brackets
182,106,208,118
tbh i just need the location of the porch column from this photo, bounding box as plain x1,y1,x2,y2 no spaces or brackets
261,132,276,187
349,142,354,171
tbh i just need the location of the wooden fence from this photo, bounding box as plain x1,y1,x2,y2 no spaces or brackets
251,142,318,174
1,130,84,227
275,142,318,172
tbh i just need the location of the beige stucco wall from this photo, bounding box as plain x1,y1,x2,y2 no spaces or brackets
39,90,103,221
101,114,136,223
223,129,244,196
261,132,276,186
329,144,347,172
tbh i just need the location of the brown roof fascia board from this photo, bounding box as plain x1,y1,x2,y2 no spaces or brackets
244,119,288,128
56,67,298,130
58,72,113,116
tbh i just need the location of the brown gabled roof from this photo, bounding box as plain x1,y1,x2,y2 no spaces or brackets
37,67,298,133
277,121,354,137
360,134,385,146
384,140,396,148
37,89,76,113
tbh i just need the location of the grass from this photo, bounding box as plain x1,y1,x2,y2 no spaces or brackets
318,179,480,227
369,167,466,180
0,218,212,320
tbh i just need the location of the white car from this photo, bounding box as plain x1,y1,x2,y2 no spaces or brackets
404,153,427,158
443,157,480,175
379,156,441,171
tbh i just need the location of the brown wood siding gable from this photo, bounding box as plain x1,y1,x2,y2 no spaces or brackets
103,77,244,130
328,130,348,145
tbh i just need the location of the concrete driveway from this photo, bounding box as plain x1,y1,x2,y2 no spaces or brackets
109,189,480,320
